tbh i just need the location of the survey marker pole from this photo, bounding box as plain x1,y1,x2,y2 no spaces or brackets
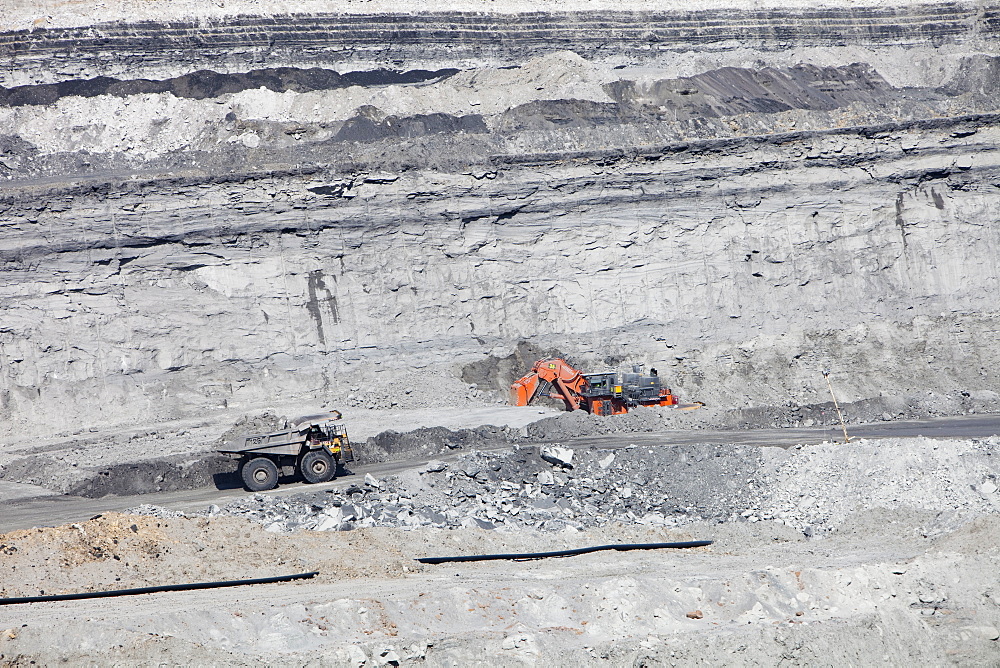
822,368,851,443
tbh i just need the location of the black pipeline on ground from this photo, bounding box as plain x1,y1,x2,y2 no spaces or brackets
416,540,713,564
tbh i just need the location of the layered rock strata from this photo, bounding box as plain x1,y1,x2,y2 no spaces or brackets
2,2,1000,435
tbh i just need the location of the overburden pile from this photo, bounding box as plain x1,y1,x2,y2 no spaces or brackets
133,436,1000,537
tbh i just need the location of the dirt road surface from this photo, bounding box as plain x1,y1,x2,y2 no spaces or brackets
1,416,998,664
2,415,997,534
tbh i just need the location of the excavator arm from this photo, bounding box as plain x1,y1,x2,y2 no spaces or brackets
510,358,588,411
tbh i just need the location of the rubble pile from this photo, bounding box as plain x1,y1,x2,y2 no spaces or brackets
525,391,1000,440
358,424,518,464
172,443,765,533
127,437,1000,540
760,436,1000,536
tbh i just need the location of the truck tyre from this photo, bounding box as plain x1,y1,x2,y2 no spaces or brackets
241,457,279,492
299,449,336,484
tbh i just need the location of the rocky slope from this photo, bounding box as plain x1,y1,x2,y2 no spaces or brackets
140,435,999,538
2,1,1000,440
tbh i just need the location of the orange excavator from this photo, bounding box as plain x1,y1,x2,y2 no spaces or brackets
510,358,702,416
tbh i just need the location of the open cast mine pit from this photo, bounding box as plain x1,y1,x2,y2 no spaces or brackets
1,0,1000,664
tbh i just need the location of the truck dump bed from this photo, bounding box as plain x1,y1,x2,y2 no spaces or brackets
218,428,307,457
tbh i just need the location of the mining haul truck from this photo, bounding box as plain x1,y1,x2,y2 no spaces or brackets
218,411,354,492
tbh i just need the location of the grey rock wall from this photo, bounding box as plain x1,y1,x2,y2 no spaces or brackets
2,3,1000,436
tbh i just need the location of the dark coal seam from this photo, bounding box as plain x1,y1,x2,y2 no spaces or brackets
0,4,978,41
0,157,980,263
0,12,984,64
0,67,461,108
0,18,977,43
0,112,995,203
487,112,1000,167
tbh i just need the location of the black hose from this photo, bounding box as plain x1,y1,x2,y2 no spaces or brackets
416,540,712,564
0,571,318,606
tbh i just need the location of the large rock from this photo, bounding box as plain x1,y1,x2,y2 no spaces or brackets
540,446,574,469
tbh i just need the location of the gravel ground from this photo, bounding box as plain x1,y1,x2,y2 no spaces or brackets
1,435,997,665
2,389,990,501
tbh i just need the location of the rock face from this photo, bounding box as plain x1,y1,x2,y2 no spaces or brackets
2,2,1000,436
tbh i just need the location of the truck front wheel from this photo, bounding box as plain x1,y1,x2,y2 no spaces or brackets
299,449,336,484
241,457,279,492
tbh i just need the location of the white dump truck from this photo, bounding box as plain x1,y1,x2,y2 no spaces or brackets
218,411,354,492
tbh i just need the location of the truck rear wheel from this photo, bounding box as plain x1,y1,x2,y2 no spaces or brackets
241,457,279,492
299,449,336,484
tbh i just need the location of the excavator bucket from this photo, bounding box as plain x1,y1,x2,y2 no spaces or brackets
510,374,538,406
509,358,589,411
